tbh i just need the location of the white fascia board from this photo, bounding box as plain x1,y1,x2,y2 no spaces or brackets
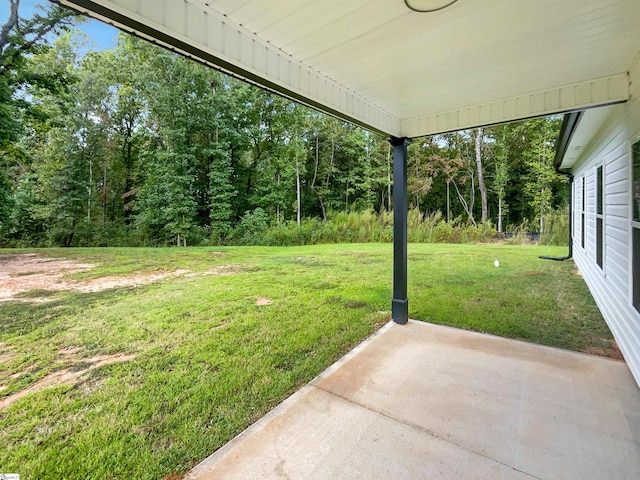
560,54,640,170
402,73,630,138
56,0,402,137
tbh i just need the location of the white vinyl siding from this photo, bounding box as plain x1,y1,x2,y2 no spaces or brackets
575,176,586,250
586,171,596,255
571,61,640,386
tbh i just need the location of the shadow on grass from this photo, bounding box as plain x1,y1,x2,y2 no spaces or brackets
0,287,140,337
270,256,335,268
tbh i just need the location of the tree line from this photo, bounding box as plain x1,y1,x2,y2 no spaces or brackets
0,3,568,247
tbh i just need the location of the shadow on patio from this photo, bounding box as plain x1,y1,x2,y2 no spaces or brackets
186,320,640,479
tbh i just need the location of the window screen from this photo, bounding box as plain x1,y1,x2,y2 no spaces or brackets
596,166,603,269
581,176,586,249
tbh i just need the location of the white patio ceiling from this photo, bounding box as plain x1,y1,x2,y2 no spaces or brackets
57,0,639,138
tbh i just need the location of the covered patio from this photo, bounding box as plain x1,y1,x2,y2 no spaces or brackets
53,0,640,477
57,0,639,325
186,320,640,479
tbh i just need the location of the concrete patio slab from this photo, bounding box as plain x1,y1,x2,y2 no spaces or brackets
186,320,640,480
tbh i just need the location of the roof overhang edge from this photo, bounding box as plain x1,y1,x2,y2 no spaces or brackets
55,0,402,137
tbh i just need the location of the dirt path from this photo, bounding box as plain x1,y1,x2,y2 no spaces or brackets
0,253,234,302
0,253,95,301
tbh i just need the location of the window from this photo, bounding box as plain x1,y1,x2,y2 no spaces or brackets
581,176,586,249
596,166,604,269
633,140,640,312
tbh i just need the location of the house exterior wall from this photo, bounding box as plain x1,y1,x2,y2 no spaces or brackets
571,60,640,385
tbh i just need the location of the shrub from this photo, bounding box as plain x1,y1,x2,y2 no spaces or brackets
221,209,519,247
433,221,457,243
409,211,441,243
228,208,270,245
505,219,534,245
539,206,570,246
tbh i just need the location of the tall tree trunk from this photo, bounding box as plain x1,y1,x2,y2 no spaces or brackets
310,134,327,221
498,197,503,233
296,155,301,226
87,147,92,224
323,137,335,206
452,178,477,227
446,180,450,223
540,191,545,234
276,171,280,224
345,161,349,213
474,128,488,227
345,180,349,212
102,162,107,227
123,120,134,225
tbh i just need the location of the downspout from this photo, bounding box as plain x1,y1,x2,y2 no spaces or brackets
539,111,583,261
539,173,573,261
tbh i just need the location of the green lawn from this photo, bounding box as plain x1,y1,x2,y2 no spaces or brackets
0,244,613,479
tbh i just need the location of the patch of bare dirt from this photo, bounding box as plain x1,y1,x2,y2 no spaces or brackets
581,338,624,360
255,297,273,306
0,253,94,302
161,474,182,480
74,270,189,293
0,342,17,364
0,253,236,302
0,352,135,410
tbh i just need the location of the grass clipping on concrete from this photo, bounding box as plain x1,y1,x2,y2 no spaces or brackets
0,244,615,479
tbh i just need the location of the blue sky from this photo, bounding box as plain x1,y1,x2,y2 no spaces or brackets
1,0,120,51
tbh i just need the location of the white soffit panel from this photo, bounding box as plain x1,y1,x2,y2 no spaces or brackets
56,0,639,138
56,0,402,136
403,73,629,138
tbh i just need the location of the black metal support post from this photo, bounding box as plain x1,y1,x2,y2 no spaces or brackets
390,137,411,324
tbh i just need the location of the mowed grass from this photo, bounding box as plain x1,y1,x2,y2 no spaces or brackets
0,244,612,479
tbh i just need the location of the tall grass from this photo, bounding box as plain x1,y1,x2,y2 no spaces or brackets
228,208,499,246
539,206,570,246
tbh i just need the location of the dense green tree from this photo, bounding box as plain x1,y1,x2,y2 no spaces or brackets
207,140,236,240
136,138,198,245
1,1,75,134
521,117,566,233
407,138,435,212
305,115,341,220
0,6,567,246
0,2,78,241
0,168,13,237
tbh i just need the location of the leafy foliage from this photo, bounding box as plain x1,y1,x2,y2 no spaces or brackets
0,8,567,247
